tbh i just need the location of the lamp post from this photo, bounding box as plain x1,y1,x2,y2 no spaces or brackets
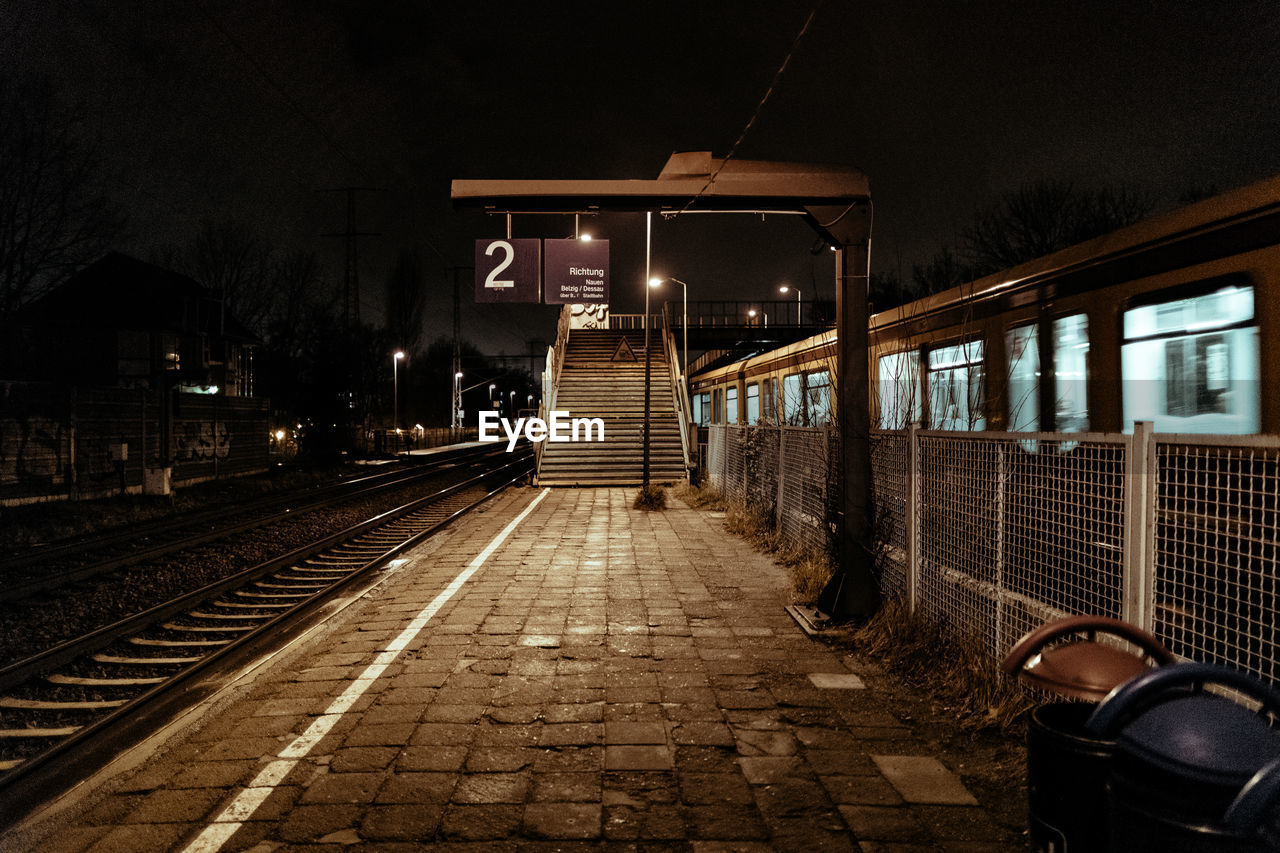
392,351,405,434
779,284,801,324
651,276,688,378
510,390,516,412
452,371,463,431
748,308,768,328
643,212,657,488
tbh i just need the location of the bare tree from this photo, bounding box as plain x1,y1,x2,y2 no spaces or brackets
0,74,122,317
961,180,1153,278
911,246,974,297
383,249,426,354
183,219,276,336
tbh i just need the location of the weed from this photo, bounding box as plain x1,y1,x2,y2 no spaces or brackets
632,483,667,511
840,597,1034,733
673,480,724,510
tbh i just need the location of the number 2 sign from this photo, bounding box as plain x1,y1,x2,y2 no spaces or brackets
474,238,541,303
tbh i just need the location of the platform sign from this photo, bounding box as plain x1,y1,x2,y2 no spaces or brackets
475,238,541,303
544,239,609,304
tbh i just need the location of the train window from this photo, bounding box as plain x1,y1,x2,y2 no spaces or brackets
1121,285,1259,433
746,383,760,424
805,369,832,426
726,386,739,425
782,373,803,424
694,392,710,427
761,378,775,422
877,350,921,429
1054,314,1089,431
928,340,985,430
712,389,722,424
1007,325,1039,431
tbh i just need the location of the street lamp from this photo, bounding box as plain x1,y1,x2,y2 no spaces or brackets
748,308,768,328
650,276,688,378
392,351,405,434
779,284,801,324
510,390,516,411
453,371,463,431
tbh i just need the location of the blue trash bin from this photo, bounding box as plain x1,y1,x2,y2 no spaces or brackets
1086,663,1280,852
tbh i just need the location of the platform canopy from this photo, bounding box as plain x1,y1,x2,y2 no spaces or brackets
451,151,871,247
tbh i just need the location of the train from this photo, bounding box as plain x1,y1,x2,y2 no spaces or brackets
690,173,1280,436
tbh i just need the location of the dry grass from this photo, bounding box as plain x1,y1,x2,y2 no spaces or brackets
839,597,1034,733
717,498,835,601
672,480,725,510
632,483,668,511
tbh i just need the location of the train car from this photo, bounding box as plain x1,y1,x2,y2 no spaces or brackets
691,173,1280,435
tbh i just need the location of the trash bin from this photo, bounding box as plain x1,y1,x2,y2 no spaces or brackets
1086,663,1280,852
1002,615,1176,852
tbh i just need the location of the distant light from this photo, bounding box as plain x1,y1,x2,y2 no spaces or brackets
275,429,285,441
414,423,424,432
779,285,790,293
455,371,463,378
580,234,592,241
648,277,663,288
748,309,758,317
394,350,405,360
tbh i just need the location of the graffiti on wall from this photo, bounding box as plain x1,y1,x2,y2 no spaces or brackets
176,421,231,461
0,417,65,486
569,303,609,329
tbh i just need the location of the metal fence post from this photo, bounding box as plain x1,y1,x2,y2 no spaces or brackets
995,439,1006,649
776,426,786,531
1123,420,1154,631
907,422,920,614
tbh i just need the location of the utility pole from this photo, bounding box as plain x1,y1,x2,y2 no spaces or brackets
318,187,384,330
446,267,472,430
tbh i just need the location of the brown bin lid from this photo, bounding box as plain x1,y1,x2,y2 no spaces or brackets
1002,615,1177,702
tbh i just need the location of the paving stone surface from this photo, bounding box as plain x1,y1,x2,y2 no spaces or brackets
14,486,1025,851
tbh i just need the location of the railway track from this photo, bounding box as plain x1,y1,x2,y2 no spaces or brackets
0,444,499,603
0,449,532,817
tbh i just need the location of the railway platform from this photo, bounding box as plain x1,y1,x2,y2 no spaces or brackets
8,487,1025,852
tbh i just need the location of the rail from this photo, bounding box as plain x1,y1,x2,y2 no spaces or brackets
662,302,694,475
606,313,663,331
668,299,818,328
537,306,573,476
0,449,533,814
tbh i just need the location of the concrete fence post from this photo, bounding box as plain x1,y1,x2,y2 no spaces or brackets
1123,421,1155,631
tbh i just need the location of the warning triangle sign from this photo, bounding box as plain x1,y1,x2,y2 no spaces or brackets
611,337,637,362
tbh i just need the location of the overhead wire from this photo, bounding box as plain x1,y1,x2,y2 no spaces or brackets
677,0,828,216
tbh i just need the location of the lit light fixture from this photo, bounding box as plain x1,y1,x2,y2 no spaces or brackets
274,429,285,441
648,277,662,288
580,233,592,241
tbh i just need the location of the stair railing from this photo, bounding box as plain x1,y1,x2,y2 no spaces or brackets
661,302,695,476
537,305,573,478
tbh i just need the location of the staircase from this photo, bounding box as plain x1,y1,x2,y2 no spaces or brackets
537,328,687,487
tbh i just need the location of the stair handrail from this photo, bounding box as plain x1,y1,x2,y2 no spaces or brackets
661,302,694,475
537,305,573,477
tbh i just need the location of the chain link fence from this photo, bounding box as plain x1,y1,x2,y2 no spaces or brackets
1,382,269,504
712,421,1280,686
707,424,836,558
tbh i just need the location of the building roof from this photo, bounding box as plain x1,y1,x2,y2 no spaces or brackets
21,252,259,343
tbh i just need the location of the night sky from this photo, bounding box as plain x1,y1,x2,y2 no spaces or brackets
7,0,1279,354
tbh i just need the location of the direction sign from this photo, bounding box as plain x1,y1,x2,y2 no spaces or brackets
544,238,609,304
475,238,540,303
